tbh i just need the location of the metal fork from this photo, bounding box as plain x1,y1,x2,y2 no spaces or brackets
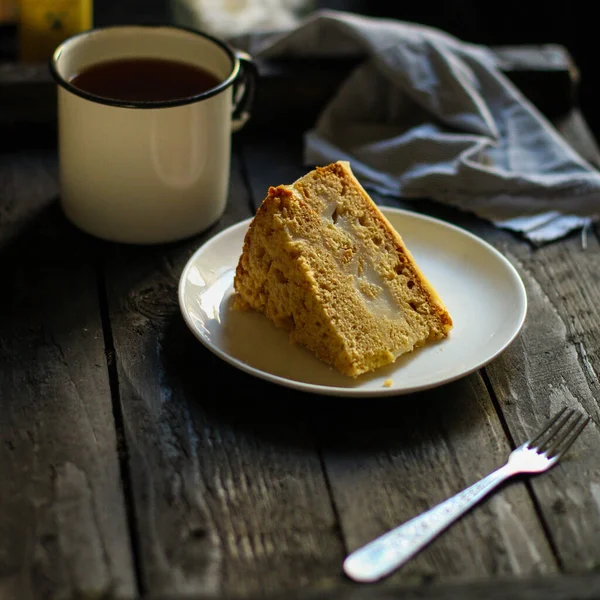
344,407,590,583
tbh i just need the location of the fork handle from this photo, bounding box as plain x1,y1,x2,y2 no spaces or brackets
343,463,515,582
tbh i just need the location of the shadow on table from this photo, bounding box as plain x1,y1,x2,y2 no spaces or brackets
161,311,487,454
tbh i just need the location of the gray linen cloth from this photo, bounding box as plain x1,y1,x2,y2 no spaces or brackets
236,9,600,243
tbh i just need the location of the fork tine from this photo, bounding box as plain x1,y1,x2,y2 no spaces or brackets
536,410,578,453
539,412,583,454
546,415,590,458
527,407,571,449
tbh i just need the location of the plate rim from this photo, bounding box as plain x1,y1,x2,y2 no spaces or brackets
178,207,528,397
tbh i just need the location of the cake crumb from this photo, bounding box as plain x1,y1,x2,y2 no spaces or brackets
383,379,393,388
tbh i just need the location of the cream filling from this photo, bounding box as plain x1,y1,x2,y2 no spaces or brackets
286,197,405,323
334,213,402,320
283,194,417,360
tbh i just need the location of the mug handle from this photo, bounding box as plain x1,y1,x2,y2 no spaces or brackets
231,50,258,133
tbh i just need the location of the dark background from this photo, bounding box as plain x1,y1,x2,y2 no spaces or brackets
356,2,598,136
1,0,595,140
91,0,599,140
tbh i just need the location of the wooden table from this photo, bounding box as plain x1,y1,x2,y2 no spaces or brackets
3,64,600,600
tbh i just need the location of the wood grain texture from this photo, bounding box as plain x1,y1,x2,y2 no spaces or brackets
239,134,557,583
0,208,136,599
317,377,556,583
455,114,600,573
102,149,345,598
481,230,600,572
150,572,600,599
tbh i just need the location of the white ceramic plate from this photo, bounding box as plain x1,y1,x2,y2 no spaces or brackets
178,207,527,397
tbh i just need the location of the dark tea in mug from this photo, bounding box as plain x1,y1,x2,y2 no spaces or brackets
69,58,221,102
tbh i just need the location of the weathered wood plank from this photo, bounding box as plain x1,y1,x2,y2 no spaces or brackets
437,115,600,573
316,377,556,582
481,230,600,572
239,133,557,582
101,147,345,597
151,571,600,600
0,205,136,599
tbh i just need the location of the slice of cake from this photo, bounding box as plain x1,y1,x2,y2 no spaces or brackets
233,161,453,378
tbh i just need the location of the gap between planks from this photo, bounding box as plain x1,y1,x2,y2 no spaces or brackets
96,257,147,596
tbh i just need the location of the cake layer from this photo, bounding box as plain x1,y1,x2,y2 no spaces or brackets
234,161,453,377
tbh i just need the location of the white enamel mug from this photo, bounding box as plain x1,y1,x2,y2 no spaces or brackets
50,25,256,244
